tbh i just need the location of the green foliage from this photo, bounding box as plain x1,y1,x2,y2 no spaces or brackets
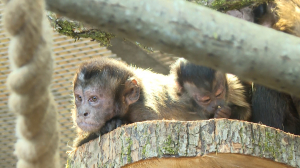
162,135,179,155
126,137,133,163
54,18,115,47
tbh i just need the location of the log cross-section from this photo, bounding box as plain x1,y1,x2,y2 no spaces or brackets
68,119,300,168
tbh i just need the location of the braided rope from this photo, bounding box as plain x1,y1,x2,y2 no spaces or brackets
3,0,60,167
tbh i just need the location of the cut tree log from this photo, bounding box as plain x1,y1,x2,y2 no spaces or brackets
67,119,299,168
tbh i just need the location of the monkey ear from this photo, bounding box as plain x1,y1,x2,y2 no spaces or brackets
124,78,140,105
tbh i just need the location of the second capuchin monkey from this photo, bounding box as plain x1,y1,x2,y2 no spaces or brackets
170,58,251,121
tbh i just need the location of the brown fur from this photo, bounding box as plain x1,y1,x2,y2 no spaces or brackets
255,0,300,36
273,0,300,36
226,74,251,120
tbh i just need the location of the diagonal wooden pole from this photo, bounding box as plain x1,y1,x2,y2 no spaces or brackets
45,0,300,96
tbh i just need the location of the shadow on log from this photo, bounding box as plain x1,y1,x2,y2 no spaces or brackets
67,119,300,168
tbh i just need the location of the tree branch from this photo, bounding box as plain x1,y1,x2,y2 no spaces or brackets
46,0,300,96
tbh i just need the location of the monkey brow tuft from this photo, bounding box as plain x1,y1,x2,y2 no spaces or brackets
179,60,216,86
75,58,136,89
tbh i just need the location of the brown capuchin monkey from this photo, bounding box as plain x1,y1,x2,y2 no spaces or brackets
170,58,251,121
72,58,204,147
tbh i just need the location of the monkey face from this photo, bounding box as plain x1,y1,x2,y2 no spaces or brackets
72,73,140,134
72,58,142,134
74,86,115,133
184,81,227,117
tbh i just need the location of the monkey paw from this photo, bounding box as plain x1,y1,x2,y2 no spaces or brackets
214,106,231,118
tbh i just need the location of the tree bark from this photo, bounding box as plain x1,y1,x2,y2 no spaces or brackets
45,0,300,96
67,119,299,168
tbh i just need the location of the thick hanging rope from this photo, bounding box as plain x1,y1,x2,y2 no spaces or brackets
3,0,60,167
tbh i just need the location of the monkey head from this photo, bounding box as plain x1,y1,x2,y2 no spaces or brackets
171,58,230,118
182,71,229,117
72,58,140,133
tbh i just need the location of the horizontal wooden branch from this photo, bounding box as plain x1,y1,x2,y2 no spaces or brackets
47,0,269,48
68,119,299,168
46,0,300,96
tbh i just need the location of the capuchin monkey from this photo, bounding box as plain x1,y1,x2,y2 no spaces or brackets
170,58,251,121
72,58,204,147
250,1,300,135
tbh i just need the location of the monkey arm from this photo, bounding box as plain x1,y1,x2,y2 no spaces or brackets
74,132,99,148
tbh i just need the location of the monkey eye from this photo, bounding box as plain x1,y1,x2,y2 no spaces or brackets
215,88,224,97
89,96,98,102
202,98,211,104
195,95,211,104
75,95,82,102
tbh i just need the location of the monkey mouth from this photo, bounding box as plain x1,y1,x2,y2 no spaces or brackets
77,121,102,132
